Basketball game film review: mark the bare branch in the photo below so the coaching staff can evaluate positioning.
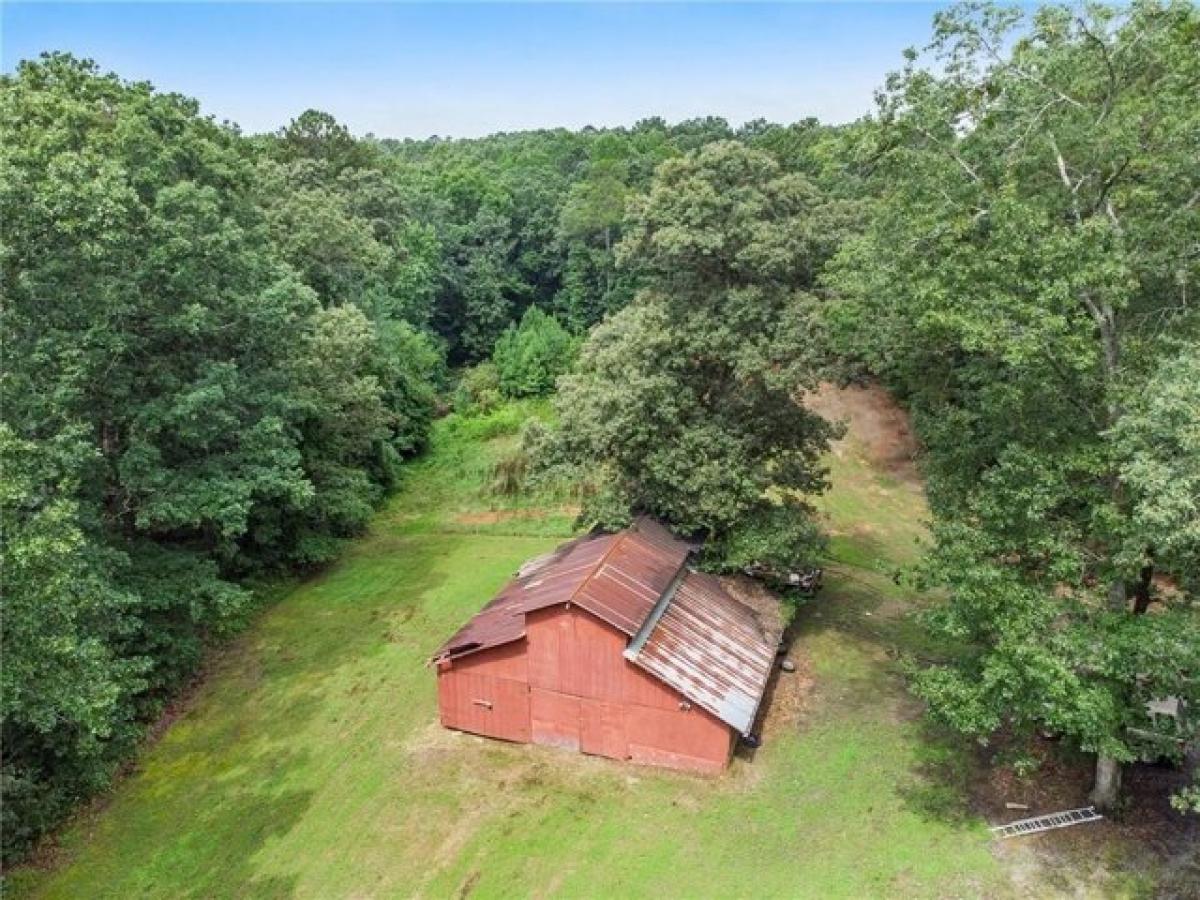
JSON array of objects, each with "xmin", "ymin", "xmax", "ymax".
[
  {"xmin": 1093, "ymin": 157, "xmax": 1130, "ymax": 217},
  {"xmin": 1004, "ymin": 97, "xmax": 1066, "ymax": 157},
  {"xmin": 915, "ymin": 125, "xmax": 981, "ymax": 184},
  {"xmin": 976, "ymin": 28, "xmax": 1087, "ymax": 110},
  {"xmin": 1105, "ymin": 200, "xmax": 1123, "ymax": 235},
  {"xmin": 1048, "ymin": 133, "xmax": 1083, "ymax": 226}
]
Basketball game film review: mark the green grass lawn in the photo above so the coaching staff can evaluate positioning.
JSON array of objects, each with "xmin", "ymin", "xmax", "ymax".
[{"xmin": 12, "ymin": 401, "xmax": 1011, "ymax": 899}]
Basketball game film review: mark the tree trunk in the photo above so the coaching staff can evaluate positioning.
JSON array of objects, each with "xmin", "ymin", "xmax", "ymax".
[
  {"xmin": 1090, "ymin": 753, "xmax": 1122, "ymax": 812},
  {"xmin": 1091, "ymin": 576, "xmax": 1133, "ymax": 808},
  {"xmin": 1132, "ymin": 552, "xmax": 1154, "ymax": 615}
]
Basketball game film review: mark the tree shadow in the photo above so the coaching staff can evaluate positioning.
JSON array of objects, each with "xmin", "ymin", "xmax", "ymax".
[
  {"xmin": 163, "ymin": 746, "xmax": 316, "ymax": 899},
  {"xmin": 787, "ymin": 566, "xmax": 985, "ymax": 830},
  {"xmin": 892, "ymin": 719, "xmax": 980, "ymax": 828},
  {"xmin": 24, "ymin": 533, "xmax": 459, "ymax": 896}
]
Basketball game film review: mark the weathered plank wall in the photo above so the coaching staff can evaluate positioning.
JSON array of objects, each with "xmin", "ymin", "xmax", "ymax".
[{"xmin": 438, "ymin": 605, "xmax": 733, "ymax": 773}]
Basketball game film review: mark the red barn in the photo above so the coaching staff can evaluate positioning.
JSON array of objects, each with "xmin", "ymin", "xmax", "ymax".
[{"xmin": 431, "ymin": 518, "xmax": 782, "ymax": 774}]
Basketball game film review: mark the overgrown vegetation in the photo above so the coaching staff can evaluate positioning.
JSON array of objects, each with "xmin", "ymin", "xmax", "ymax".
[
  {"xmin": 0, "ymin": 58, "xmax": 437, "ymax": 861},
  {"xmin": 5, "ymin": 402, "xmax": 1014, "ymax": 899},
  {"xmin": 492, "ymin": 307, "xmax": 578, "ymax": 399},
  {"xmin": 3, "ymin": 0, "xmax": 1198, "ymax": 871},
  {"xmin": 538, "ymin": 141, "xmax": 851, "ymax": 571},
  {"xmin": 0, "ymin": 51, "xmax": 857, "ymax": 860}
]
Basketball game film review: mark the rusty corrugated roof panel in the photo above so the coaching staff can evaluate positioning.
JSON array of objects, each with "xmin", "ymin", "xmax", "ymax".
[
  {"xmin": 572, "ymin": 520, "xmax": 691, "ymax": 635},
  {"xmin": 432, "ymin": 517, "xmax": 781, "ymax": 737},
  {"xmin": 431, "ymin": 518, "xmax": 692, "ymax": 663},
  {"xmin": 430, "ymin": 531, "xmax": 613, "ymax": 661},
  {"xmin": 627, "ymin": 570, "xmax": 782, "ymax": 734}
]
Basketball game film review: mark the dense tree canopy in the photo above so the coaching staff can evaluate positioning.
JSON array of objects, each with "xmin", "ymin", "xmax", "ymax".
[
  {"xmin": 543, "ymin": 142, "xmax": 839, "ymax": 569},
  {"xmin": 382, "ymin": 114, "xmax": 856, "ymax": 360},
  {"xmin": 0, "ymin": 56, "xmax": 441, "ymax": 861},
  {"xmin": 5, "ymin": 0, "xmax": 1196, "ymax": 866},
  {"xmin": 1, "ymin": 52, "xmax": 864, "ymax": 862},
  {"xmin": 827, "ymin": 0, "xmax": 1200, "ymax": 808}
]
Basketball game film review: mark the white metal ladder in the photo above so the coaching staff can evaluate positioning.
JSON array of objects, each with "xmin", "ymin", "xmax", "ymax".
[{"xmin": 990, "ymin": 806, "xmax": 1103, "ymax": 839}]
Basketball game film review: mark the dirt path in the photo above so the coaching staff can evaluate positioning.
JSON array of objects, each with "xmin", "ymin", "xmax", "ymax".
[
  {"xmin": 811, "ymin": 382, "xmax": 1200, "ymax": 898},
  {"xmin": 807, "ymin": 382, "xmax": 922, "ymax": 488}
]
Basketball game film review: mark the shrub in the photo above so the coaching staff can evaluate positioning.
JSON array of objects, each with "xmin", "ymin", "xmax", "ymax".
[
  {"xmin": 453, "ymin": 362, "xmax": 502, "ymax": 415},
  {"xmin": 492, "ymin": 307, "xmax": 578, "ymax": 398},
  {"xmin": 490, "ymin": 446, "xmax": 530, "ymax": 496},
  {"xmin": 707, "ymin": 502, "xmax": 826, "ymax": 573}
]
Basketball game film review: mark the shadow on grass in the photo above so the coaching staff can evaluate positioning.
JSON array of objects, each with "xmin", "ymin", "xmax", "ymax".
[
  {"xmin": 790, "ymin": 565, "xmax": 985, "ymax": 832},
  {"xmin": 893, "ymin": 720, "xmax": 980, "ymax": 828},
  {"xmin": 826, "ymin": 529, "xmax": 900, "ymax": 574},
  {"xmin": 19, "ymin": 533, "xmax": 459, "ymax": 899},
  {"xmin": 165, "ymin": 748, "xmax": 316, "ymax": 899}
]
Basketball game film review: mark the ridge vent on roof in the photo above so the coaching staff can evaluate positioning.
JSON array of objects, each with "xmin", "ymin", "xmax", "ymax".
[{"xmin": 624, "ymin": 563, "xmax": 690, "ymax": 662}]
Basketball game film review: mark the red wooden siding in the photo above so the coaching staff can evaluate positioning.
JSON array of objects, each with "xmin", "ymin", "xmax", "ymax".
[
  {"xmin": 432, "ymin": 516, "xmax": 777, "ymax": 775},
  {"xmin": 580, "ymin": 698, "xmax": 627, "ymax": 759},
  {"xmin": 436, "ymin": 644, "xmax": 530, "ymax": 743},
  {"xmin": 443, "ymin": 640, "xmax": 528, "ymax": 681},
  {"xmin": 625, "ymin": 704, "xmax": 733, "ymax": 773},
  {"xmin": 530, "ymin": 688, "xmax": 580, "ymax": 750},
  {"xmin": 438, "ymin": 604, "xmax": 733, "ymax": 772}
]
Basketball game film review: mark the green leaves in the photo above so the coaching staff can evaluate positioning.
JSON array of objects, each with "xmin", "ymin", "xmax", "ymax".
[
  {"xmin": 1110, "ymin": 351, "xmax": 1200, "ymax": 588},
  {"xmin": 0, "ymin": 427, "xmax": 145, "ymax": 860},
  {"xmin": 829, "ymin": 1, "xmax": 1200, "ymax": 800},
  {"xmin": 492, "ymin": 307, "xmax": 578, "ymax": 399},
  {"xmin": 543, "ymin": 143, "xmax": 839, "ymax": 570},
  {"xmin": 1, "ymin": 55, "xmax": 445, "ymax": 860}
]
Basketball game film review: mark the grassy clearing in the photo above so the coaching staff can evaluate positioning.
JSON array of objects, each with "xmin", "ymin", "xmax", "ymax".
[{"xmin": 15, "ymin": 399, "xmax": 1013, "ymax": 898}]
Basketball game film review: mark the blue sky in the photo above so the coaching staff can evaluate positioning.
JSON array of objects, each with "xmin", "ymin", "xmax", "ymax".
[{"xmin": 2, "ymin": 3, "xmax": 952, "ymax": 138}]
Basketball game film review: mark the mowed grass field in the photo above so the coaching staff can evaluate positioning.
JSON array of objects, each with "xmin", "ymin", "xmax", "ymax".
[{"xmin": 13, "ymin": 398, "xmax": 1014, "ymax": 899}]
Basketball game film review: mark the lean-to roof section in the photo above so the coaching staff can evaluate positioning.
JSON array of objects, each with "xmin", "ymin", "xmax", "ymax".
[{"xmin": 626, "ymin": 570, "xmax": 782, "ymax": 734}]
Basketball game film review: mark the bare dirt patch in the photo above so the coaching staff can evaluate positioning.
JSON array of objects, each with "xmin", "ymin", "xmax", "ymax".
[
  {"xmin": 721, "ymin": 575, "xmax": 815, "ymax": 764},
  {"xmin": 402, "ymin": 719, "xmax": 465, "ymax": 764},
  {"xmin": 807, "ymin": 382, "xmax": 921, "ymax": 487},
  {"xmin": 721, "ymin": 574, "xmax": 788, "ymax": 638},
  {"xmin": 756, "ymin": 638, "xmax": 815, "ymax": 741}
]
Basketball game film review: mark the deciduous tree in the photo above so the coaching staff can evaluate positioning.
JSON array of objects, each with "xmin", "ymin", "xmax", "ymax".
[
  {"xmin": 828, "ymin": 0, "xmax": 1200, "ymax": 809},
  {"xmin": 544, "ymin": 142, "xmax": 838, "ymax": 569}
]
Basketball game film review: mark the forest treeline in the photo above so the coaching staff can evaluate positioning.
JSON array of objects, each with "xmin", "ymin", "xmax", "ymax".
[
  {"xmin": 3, "ymin": 0, "xmax": 1198, "ymax": 865},
  {"xmin": 0, "ymin": 52, "xmax": 860, "ymax": 860}
]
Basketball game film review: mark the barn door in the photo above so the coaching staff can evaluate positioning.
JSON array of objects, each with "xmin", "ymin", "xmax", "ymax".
[
  {"xmin": 438, "ymin": 671, "xmax": 530, "ymax": 743},
  {"xmin": 530, "ymin": 688, "xmax": 581, "ymax": 751},
  {"xmin": 580, "ymin": 699, "xmax": 627, "ymax": 760}
]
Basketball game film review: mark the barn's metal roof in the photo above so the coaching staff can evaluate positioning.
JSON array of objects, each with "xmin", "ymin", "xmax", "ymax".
[
  {"xmin": 624, "ymin": 571, "xmax": 782, "ymax": 734},
  {"xmin": 431, "ymin": 519, "xmax": 781, "ymax": 735},
  {"xmin": 569, "ymin": 517, "xmax": 690, "ymax": 636},
  {"xmin": 430, "ymin": 518, "xmax": 691, "ymax": 662}
]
